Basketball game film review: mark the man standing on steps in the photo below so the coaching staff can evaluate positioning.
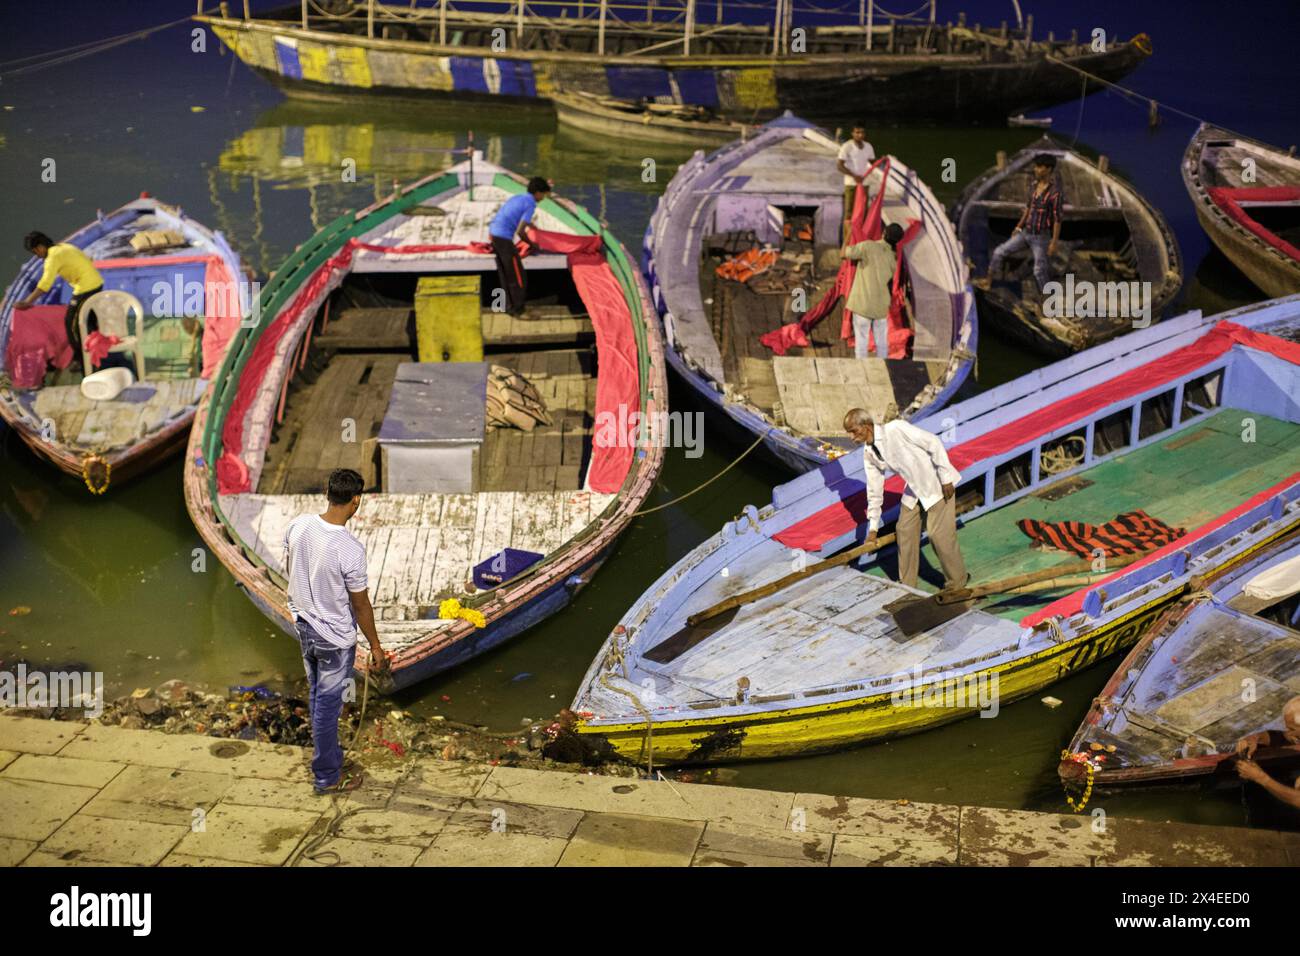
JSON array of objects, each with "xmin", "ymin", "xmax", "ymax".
[
  {"xmin": 844, "ymin": 408, "xmax": 968, "ymax": 591},
  {"xmin": 489, "ymin": 176, "xmax": 552, "ymax": 317},
  {"xmin": 283, "ymin": 468, "xmax": 388, "ymax": 795}
]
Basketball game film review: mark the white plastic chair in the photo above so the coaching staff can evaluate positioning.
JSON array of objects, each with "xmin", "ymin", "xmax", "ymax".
[{"xmin": 79, "ymin": 290, "xmax": 147, "ymax": 382}]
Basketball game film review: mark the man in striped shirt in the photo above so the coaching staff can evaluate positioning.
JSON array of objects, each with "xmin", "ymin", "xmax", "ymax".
[
  {"xmin": 283, "ymin": 468, "xmax": 388, "ymax": 794},
  {"xmin": 977, "ymin": 153, "xmax": 1063, "ymax": 292}
]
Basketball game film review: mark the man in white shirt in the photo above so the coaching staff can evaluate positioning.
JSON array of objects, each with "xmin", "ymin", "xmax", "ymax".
[
  {"xmin": 844, "ymin": 407, "xmax": 968, "ymax": 590},
  {"xmin": 837, "ymin": 123, "xmax": 877, "ymax": 240},
  {"xmin": 283, "ymin": 468, "xmax": 388, "ymax": 795}
]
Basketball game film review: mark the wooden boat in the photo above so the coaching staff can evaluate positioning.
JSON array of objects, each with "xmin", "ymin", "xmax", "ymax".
[
  {"xmin": 1183, "ymin": 123, "xmax": 1300, "ymax": 298},
  {"xmin": 954, "ymin": 137, "xmax": 1182, "ymax": 357},
  {"xmin": 644, "ymin": 114, "xmax": 976, "ymax": 473},
  {"xmin": 552, "ymin": 91, "xmax": 747, "ymax": 146},
  {"xmin": 184, "ymin": 152, "xmax": 666, "ymax": 692},
  {"xmin": 198, "ymin": 3, "xmax": 1152, "ymax": 123},
  {"xmin": 570, "ymin": 296, "xmax": 1300, "ymax": 765},
  {"xmin": 1060, "ymin": 530, "xmax": 1300, "ymax": 789},
  {"xmin": 0, "ymin": 196, "xmax": 246, "ymax": 492}
]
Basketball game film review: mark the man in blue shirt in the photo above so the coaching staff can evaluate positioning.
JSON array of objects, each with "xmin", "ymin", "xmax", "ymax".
[{"xmin": 489, "ymin": 176, "xmax": 551, "ymax": 317}]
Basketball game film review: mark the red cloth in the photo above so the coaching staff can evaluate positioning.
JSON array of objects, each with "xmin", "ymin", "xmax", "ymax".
[
  {"xmin": 84, "ymin": 330, "xmax": 122, "ymax": 369},
  {"xmin": 1208, "ymin": 186, "xmax": 1300, "ymax": 264},
  {"xmin": 218, "ymin": 228, "xmax": 642, "ymax": 496},
  {"xmin": 4, "ymin": 305, "xmax": 72, "ymax": 388},
  {"xmin": 773, "ymin": 320, "xmax": 1300, "ymax": 552},
  {"xmin": 760, "ymin": 157, "xmax": 919, "ymax": 358},
  {"xmin": 94, "ymin": 253, "xmax": 244, "ymax": 379},
  {"xmin": 1021, "ymin": 471, "xmax": 1300, "ymax": 628}
]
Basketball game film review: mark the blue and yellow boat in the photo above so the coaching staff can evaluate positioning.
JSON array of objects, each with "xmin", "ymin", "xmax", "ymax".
[{"xmin": 572, "ymin": 296, "xmax": 1300, "ymax": 764}]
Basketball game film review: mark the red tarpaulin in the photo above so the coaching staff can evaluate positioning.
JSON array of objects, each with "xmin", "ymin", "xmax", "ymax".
[
  {"xmin": 217, "ymin": 228, "xmax": 641, "ymax": 496},
  {"xmin": 760, "ymin": 156, "xmax": 920, "ymax": 358},
  {"xmin": 773, "ymin": 320, "xmax": 1300, "ymax": 553},
  {"xmin": 1207, "ymin": 185, "xmax": 1300, "ymax": 264}
]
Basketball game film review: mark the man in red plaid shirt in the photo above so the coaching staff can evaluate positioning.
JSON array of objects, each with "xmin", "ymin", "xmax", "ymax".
[{"xmin": 977, "ymin": 153, "xmax": 1063, "ymax": 292}]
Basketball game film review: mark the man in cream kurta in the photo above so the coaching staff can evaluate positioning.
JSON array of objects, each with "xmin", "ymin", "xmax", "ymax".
[{"xmin": 844, "ymin": 407, "xmax": 968, "ymax": 590}]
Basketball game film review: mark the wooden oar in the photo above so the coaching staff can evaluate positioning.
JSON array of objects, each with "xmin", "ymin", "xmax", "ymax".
[{"xmin": 887, "ymin": 548, "xmax": 1156, "ymax": 636}]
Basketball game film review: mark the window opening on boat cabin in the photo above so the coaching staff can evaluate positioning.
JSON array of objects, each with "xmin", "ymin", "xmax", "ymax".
[
  {"xmin": 1092, "ymin": 407, "xmax": 1133, "ymax": 458},
  {"xmin": 954, "ymin": 475, "xmax": 986, "ymax": 513},
  {"xmin": 1180, "ymin": 369, "xmax": 1225, "ymax": 420},
  {"xmin": 993, "ymin": 450, "xmax": 1033, "ymax": 500},
  {"xmin": 1138, "ymin": 388, "xmax": 1176, "ymax": 441}
]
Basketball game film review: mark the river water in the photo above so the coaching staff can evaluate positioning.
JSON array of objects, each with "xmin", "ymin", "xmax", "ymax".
[{"xmin": 1, "ymin": 0, "xmax": 1296, "ymax": 827}]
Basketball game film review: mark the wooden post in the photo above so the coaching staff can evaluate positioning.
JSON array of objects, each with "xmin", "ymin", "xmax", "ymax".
[
  {"xmin": 367, "ymin": 0, "xmax": 375, "ymax": 38},
  {"xmin": 243, "ymin": 0, "xmax": 250, "ymax": 19},
  {"xmin": 771, "ymin": 0, "xmax": 782, "ymax": 55},
  {"xmin": 684, "ymin": 0, "xmax": 696, "ymax": 54},
  {"xmin": 301, "ymin": 0, "xmax": 307, "ymax": 30},
  {"xmin": 646, "ymin": 0, "xmax": 655, "ymax": 25},
  {"xmin": 783, "ymin": 0, "xmax": 793, "ymax": 54},
  {"xmin": 516, "ymin": 0, "xmax": 524, "ymax": 41},
  {"xmin": 1025, "ymin": 13, "xmax": 1033, "ymax": 48},
  {"xmin": 598, "ymin": 0, "xmax": 607, "ymax": 54},
  {"xmin": 716, "ymin": 0, "xmax": 722, "ymax": 24},
  {"xmin": 929, "ymin": 0, "xmax": 935, "ymax": 23},
  {"xmin": 887, "ymin": 17, "xmax": 895, "ymax": 52},
  {"xmin": 439, "ymin": 0, "xmax": 447, "ymax": 45},
  {"xmin": 866, "ymin": 0, "xmax": 873, "ymax": 50}
]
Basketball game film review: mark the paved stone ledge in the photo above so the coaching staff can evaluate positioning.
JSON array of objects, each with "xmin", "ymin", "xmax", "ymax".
[{"xmin": 1, "ymin": 715, "xmax": 1297, "ymax": 867}]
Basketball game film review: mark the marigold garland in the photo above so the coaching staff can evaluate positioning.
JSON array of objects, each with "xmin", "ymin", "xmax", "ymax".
[
  {"xmin": 438, "ymin": 598, "xmax": 486, "ymax": 628},
  {"xmin": 1061, "ymin": 748, "xmax": 1096, "ymax": 813}
]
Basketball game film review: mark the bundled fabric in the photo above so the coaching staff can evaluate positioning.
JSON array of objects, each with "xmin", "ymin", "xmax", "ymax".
[
  {"xmin": 760, "ymin": 155, "xmax": 921, "ymax": 357},
  {"xmin": 4, "ymin": 304, "xmax": 72, "ymax": 388},
  {"xmin": 486, "ymin": 364, "xmax": 552, "ymax": 431},
  {"xmin": 129, "ymin": 229, "xmax": 186, "ymax": 253},
  {"xmin": 715, "ymin": 247, "xmax": 778, "ymax": 282},
  {"xmin": 1016, "ymin": 510, "xmax": 1186, "ymax": 558}
]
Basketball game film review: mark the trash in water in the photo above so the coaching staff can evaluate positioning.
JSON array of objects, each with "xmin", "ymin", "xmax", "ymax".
[
  {"xmin": 8, "ymin": 606, "xmax": 31, "ymax": 616},
  {"xmin": 230, "ymin": 685, "xmax": 278, "ymax": 700},
  {"xmin": 511, "ymin": 672, "xmax": 533, "ymax": 682}
]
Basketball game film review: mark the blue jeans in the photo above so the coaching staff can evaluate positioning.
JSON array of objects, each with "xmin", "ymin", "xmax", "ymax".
[
  {"xmin": 989, "ymin": 231, "xmax": 1052, "ymax": 290},
  {"xmin": 295, "ymin": 618, "xmax": 356, "ymax": 790}
]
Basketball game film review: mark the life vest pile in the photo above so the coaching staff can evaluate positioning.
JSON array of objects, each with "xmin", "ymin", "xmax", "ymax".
[{"xmin": 485, "ymin": 364, "xmax": 553, "ymax": 432}]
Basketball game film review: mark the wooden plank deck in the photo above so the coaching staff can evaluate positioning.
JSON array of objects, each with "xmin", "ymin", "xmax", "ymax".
[
  {"xmin": 30, "ymin": 378, "xmax": 204, "ymax": 453},
  {"xmin": 316, "ymin": 304, "xmax": 593, "ymax": 352},
  {"xmin": 220, "ymin": 489, "xmax": 616, "ymax": 610}
]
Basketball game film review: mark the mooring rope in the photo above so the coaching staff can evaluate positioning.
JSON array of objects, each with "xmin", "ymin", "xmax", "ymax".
[
  {"xmin": 630, "ymin": 428, "xmax": 772, "ymax": 517},
  {"xmin": 0, "ymin": 9, "xmax": 218, "ymax": 79}
]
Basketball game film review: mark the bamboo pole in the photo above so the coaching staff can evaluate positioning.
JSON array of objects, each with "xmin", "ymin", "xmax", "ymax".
[
  {"xmin": 598, "ymin": 0, "xmax": 607, "ymax": 54},
  {"xmin": 243, "ymin": 0, "xmax": 250, "ymax": 19},
  {"xmin": 646, "ymin": 0, "xmax": 655, "ymax": 24},
  {"xmin": 439, "ymin": 0, "xmax": 447, "ymax": 44},
  {"xmin": 866, "ymin": 0, "xmax": 874, "ymax": 50},
  {"xmin": 516, "ymin": 0, "xmax": 524, "ymax": 40},
  {"xmin": 771, "ymin": 0, "xmax": 782, "ymax": 55},
  {"xmin": 300, "ymin": 0, "xmax": 307, "ymax": 30},
  {"xmin": 368, "ymin": 0, "xmax": 375, "ymax": 38},
  {"xmin": 929, "ymin": 0, "xmax": 935, "ymax": 22},
  {"xmin": 684, "ymin": 0, "xmax": 694, "ymax": 54}
]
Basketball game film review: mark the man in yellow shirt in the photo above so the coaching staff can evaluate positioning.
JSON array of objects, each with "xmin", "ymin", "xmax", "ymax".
[{"xmin": 15, "ymin": 231, "xmax": 104, "ymax": 372}]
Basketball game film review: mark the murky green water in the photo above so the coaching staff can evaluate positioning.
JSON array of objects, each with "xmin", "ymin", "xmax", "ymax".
[{"xmin": 0, "ymin": 28, "xmax": 1273, "ymax": 827}]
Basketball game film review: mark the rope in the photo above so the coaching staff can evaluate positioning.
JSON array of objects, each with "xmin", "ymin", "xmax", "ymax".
[
  {"xmin": 1044, "ymin": 52, "xmax": 1252, "ymax": 140},
  {"xmin": 1039, "ymin": 435, "xmax": 1086, "ymax": 476},
  {"xmin": 630, "ymin": 428, "xmax": 771, "ymax": 516},
  {"xmin": 0, "ymin": 8, "xmax": 218, "ymax": 79}
]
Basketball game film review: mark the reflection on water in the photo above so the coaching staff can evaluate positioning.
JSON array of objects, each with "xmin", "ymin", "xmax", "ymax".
[{"xmin": 0, "ymin": 50, "xmax": 1274, "ymax": 826}]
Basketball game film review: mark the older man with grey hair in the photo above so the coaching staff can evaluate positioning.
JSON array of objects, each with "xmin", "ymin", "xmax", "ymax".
[{"xmin": 844, "ymin": 407, "xmax": 968, "ymax": 590}]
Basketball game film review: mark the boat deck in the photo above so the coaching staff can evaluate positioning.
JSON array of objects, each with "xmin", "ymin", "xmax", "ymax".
[
  {"xmin": 257, "ymin": 345, "xmax": 596, "ymax": 495},
  {"xmin": 900, "ymin": 409, "xmax": 1300, "ymax": 619},
  {"xmin": 1091, "ymin": 599, "xmax": 1300, "ymax": 765},
  {"xmin": 628, "ymin": 409, "xmax": 1300, "ymax": 707},
  {"xmin": 17, "ymin": 315, "xmax": 207, "ymax": 453}
]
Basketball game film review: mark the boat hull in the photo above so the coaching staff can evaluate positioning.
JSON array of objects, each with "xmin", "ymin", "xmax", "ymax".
[
  {"xmin": 204, "ymin": 16, "xmax": 1150, "ymax": 122},
  {"xmin": 552, "ymin": 95, "xmax": 739, "ymax": 146},
  {"xmin": 579, "ymin": 509, "xmax": 1300, "ymax": 764}
]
